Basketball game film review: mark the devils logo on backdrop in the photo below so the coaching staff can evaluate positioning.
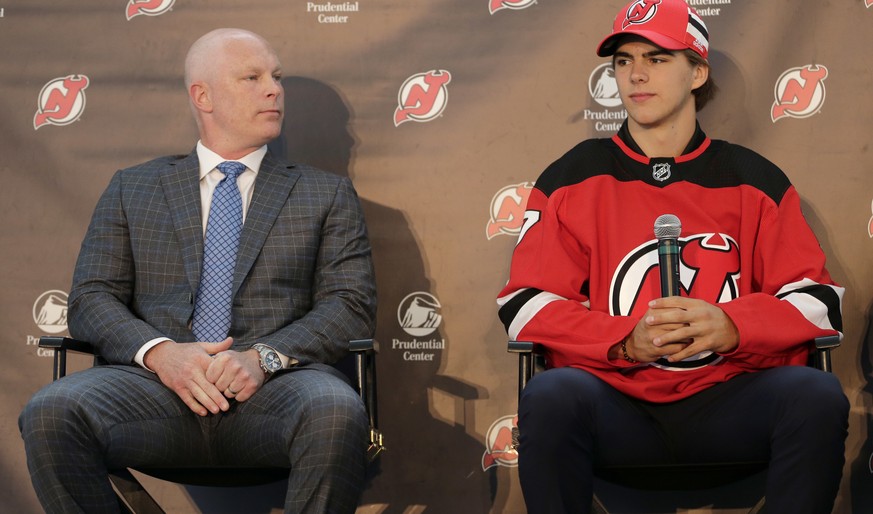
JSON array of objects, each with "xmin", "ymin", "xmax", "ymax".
[
  {"xmin": 394, "ymin": 70, "xmax": 452, "ymax": 126},
  {"xmin": 126, "ymin": 0, "xmax": 176, "ymax": 20},
  {"xmin": 33, "ymin": 75, "xmax": 90, "ymax": 130},
  {"xmin": 487, "ymin": 183, "xmax": 534, "ymax": 240},
  {"xmin": 771, "ymin": 64, "xmax": 828, "ymax": 122},
  {"xmin": 489, "ymin": 0, "xmax": 537, "ymax": 15}
]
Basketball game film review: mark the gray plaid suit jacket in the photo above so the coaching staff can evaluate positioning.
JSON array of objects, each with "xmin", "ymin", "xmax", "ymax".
[{"xmin": 67, "ymin": 150, "xmax": 376, "ymax": 369}]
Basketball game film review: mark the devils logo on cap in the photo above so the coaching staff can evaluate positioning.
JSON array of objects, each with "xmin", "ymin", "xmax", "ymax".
[{"xmin": 623, "ymin": 0, "xmax": 663, "ymax": 30}]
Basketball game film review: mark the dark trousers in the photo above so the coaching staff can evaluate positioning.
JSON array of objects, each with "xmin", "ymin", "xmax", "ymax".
[
  {"xmin": 517, "ymin": 366, "xmax": 849, "ymax": 514},
  {"xmin": 19, "ymin": 364, "xmax": 368, "ymax": 514}
]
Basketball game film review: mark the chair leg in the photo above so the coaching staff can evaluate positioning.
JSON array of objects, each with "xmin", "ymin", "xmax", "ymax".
[
  {"xmin": 591, "ymin": 493, "xmax": 610, "ymax": 514},
  {"xmin": 749, "ymin": 497, "xmax": 766, "ymax": 514},
  {"xmin": 108, "ymin": 468, "xmax": 166, "ymax": 514}
]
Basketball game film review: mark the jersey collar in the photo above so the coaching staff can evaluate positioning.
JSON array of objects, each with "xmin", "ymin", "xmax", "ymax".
[{"xmin": 611, "ymin": 120, "xmax": 711, "ymax": 164}]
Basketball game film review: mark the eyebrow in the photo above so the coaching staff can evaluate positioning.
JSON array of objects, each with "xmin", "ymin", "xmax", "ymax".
[{"xmin": 613, "ymin": 48, "xmax": 677, "ymax": 60}]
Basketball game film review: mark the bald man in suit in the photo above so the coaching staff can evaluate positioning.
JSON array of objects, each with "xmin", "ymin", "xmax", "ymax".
[{"xmin": 20, "ymin": 28, "xmax": 376, "ymax": 514}]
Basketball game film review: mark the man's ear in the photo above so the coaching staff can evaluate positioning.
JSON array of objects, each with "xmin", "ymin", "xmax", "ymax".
[
  {"xmin": 189, "ymin": 82, "xmax": 213, "ymax": 113},
  {"xmin": 692, "ymin": 63, "xmax": 709, "ymax": 90}
]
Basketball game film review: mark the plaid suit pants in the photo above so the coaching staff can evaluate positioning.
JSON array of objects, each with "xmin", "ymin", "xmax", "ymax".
[{"xmin": 20, "ymin": 364, "xmax": 368, "ymax": 513}]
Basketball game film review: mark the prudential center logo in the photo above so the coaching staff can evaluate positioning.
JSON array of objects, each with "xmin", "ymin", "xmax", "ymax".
[
  {"xmin": 33, "ymin": 290, "xmax": 68, "ymax": 334},
  {"xmin": 397, "ymin": 292, "xmax": 442, "ymax": 337}
]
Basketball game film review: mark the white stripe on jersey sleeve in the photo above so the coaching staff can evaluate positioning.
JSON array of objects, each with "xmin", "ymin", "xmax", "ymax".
[
  {"xmin": 501, "ymin": 290, "xmax": 577, "ymax": 341},
  {"xmin": 776, "ymin": 278, "xmax": 844, "ymax": 335},
  {"xmin": 496, "ymin": 287, "xmax": 526, "ymax": 308}
]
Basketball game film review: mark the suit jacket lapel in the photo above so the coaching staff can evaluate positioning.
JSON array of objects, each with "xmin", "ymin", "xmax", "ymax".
[
  {"xmin": 233, "ymin": 152, "xmax": 300, "ymax": 295},
  {"xmin": 161, "ymin": 151, "xmax": 204, "ymax": 295}
]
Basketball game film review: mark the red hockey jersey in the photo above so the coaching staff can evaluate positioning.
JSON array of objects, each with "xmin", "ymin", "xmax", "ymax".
[{"xmin": 497, "ymin": 122, "xmax": 843, "ymax": 402}]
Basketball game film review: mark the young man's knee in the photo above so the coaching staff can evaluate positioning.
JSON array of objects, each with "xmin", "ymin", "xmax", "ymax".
[
  {"xmin": 519, "ymin": 367, "xmax": 607, "ymax": 435},
  {"xmin": 770, "ymin": 367, "xmax": 848, "ymax": 425}
]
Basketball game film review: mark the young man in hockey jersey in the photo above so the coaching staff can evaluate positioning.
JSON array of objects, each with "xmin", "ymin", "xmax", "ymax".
[{"xmin": 496, "ymin": 1, "xmax": 849, "ymax": 512}]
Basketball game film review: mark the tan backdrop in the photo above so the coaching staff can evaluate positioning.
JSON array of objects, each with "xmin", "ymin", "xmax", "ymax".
[{"xmin": 2, "ymin": 1, "xmax": 872, "ymax": 512}]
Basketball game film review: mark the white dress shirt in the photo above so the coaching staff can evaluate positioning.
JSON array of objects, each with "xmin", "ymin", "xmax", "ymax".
[{"xmin": 134, "ymin": 143, "xmax": 291, "ymax": 370}]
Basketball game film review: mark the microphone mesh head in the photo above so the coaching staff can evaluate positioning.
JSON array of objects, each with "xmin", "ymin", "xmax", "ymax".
[{"xmin": 654, "ymin": 214, "xmax": 682, "ymax": 240}]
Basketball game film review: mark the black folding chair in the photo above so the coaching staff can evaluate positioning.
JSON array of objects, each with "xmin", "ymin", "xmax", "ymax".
[
  {"xmin": 38, "ymin": 336, "xmax": 385, "ymax": 514},
  {"xmin": 508, "ymin": 335, "xmax": 841, "ymax": 514}
]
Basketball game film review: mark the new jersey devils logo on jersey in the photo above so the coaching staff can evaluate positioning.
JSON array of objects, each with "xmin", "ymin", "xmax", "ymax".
[
  {"xmin": 394, "ymin": 70, "xmax": 452, "ymax": 126},
  {"xmin": 33, "ymin": 75, "xmax": 90, "ymax": 130},
  {"xmin": 126, "ymin": 0, "xmax": 175, "ymax": 20},
  {"xmin": 489, "ymin": 0, "xmax": 537, "ymax": 15},
  {"xmin": 610, "ymin": 233, "xmax": 740, "ymax": 370},
  {"xmin": 771, "ymin": 64, "xmax": 828, "ymax": 122},
  {"xmin": 622, "ymin": 0, "xmax": 662, "ymax": 30}
]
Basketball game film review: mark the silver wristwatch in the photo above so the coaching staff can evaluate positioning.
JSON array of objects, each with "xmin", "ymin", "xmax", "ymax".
[{"xmin": 252, "ymin": 343, "xmax": 283, "ymax": 375}]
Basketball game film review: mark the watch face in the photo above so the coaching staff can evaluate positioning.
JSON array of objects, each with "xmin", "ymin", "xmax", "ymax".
[{"xmin": 263, "ymin": 350, "xmax": 283, "ymax": 372}]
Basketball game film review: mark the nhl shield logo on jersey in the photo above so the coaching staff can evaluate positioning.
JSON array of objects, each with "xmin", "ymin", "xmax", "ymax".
[
  {"xmin": 126, "ymin": 0, "xmax": 175, "ymax": 20},
  {"xmin": 652, "ymin": 163, "xmax": 671, "ymax": 182},
  {"xmin": 33, "ymin": 75, "xmax": 90, "ymax": 130},
  {"xmin": 771, "ymin": 64, "xmax": 828, "ymax": 122},
  {"xmin": 482, "ymin": 415, "xmax": 519, "ymax": 470},
  {"xmin": 486, "ymin": 182, "xmax": 534, "ymax": 240},
  {"xmin": 488, "ymin": 0, "xmax": 537, "ymax": 15},
  {"xmin": 393, "ymin": 70, "xmax": 452, "ymax": 126}
]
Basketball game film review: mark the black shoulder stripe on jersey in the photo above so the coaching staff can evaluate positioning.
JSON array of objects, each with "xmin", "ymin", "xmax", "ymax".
[
  {"xmin": 702, "ymin": 142, "xmax": 792, "ymax": 205},
  {"xmin": 498, "ymin": 288, "xmax": 544, "ymax": 332},
  {"xmin": 534, "ymin": 139, "xmax": 618, "ymax": 198},
  {"xmin": 776, "ymin": 283, "xmax": 843, "ymax": 332},
  {"xmin": 532, "ymin": 136, "xmax": 794, "ymax": 206}
]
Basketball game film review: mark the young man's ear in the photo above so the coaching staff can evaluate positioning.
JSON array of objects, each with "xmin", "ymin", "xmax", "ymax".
[{"xmin": 692, "ymin": 63, "xmax": 709, "ymax": 90}]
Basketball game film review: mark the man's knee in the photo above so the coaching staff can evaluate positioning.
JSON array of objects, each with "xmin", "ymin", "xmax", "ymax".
[
  {"xmin": 20, "ymin": 382, "xmax": 81, "ymax": 437},
  {"xmin": 295, "ymin": 378, "xmax": 368, "ymax": 438}
]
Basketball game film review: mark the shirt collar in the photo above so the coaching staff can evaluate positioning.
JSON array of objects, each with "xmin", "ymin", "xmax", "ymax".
[{"xmin": 196, "ymin": 141, "xmax": 268, "ymax": 180}]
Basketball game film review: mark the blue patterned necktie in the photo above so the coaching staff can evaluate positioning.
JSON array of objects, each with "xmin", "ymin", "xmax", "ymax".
[{"xmin": 192, "ymin": 161, "xmax": 246, "ymax": 342}]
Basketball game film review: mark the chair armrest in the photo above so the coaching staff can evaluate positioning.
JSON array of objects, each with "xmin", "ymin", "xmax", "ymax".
[
  {"xmin": 349, "ymin": 338, "xmax": 384, "ymax": 461},
  {"xmin": 38, "ymin": 336, "xmax": 96, "ymax": 354},
  {"xmin": 38, "ymin": 336, "xmax": 97, "ymax": 381},
  {"xmin": 813, "ymin": 334, "xmax": 841, "ymax": 373},
  {"xmin": 507, "ymin": 341, "xmax": 536, "ymax": 404},
  {"xmin": 508, "ymin": 335, "xmax": 841, "ymax": 387}
]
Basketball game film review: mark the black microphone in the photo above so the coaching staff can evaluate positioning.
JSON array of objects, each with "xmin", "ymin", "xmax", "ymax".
[{"xmin": 654, "ymin": 214, "xmax": 682, "ymax": 297}]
